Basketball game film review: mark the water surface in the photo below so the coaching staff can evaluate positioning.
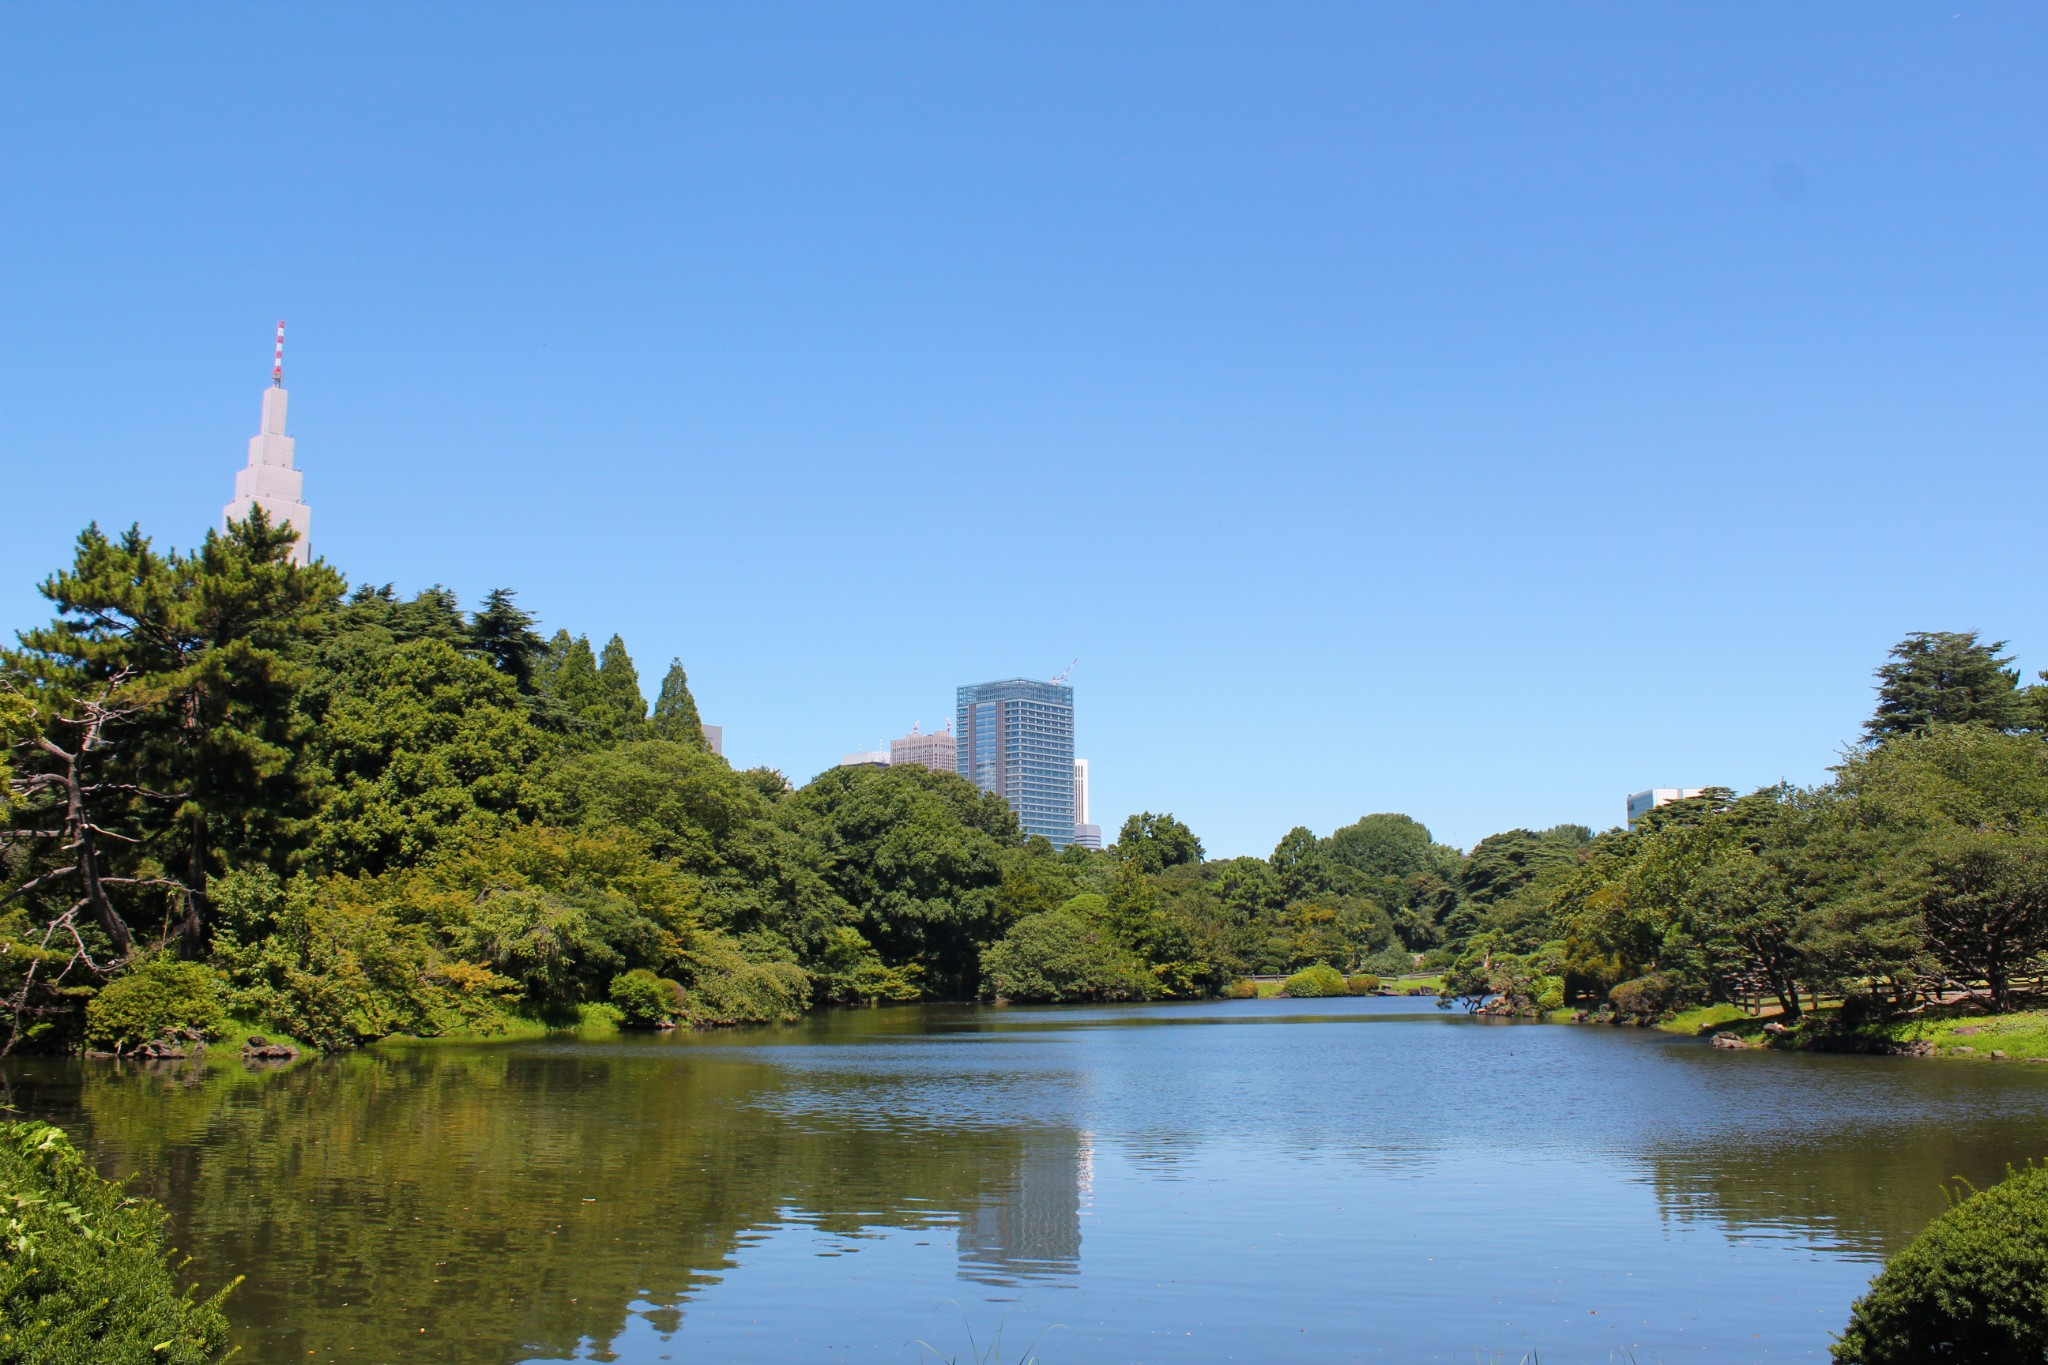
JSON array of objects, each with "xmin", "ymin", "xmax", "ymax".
[{"xmin": 9, "ymin": 996, "xmax": 2048, "ymax": 1363}]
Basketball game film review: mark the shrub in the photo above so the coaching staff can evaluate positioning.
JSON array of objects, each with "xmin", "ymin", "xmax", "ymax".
[
  {"xmin": 1224, "ymin": 979, "xmax": 1259, "ymax": 1000},
  {"xmin": 1282, "ymin": 963, "xmax": 1347, "ymax": 998},
  {"xmin": 981, "ymin": 909, "xmax": 1152, "ymax": 1003},
  {"xmin": 1535, "ymin": 975, "xmax": 1566, "ymax": 1012},
  {"xmin": 0, "ymin": 1121, "xmax": 234, "ymax": 1362},
  {"xmin": 609, "ymin": 968, "xmax": 687, "ymax": 1027},
  {"xmin": 1345, "ymin": 974, "xmax": 1382, "ymax": 996},
  {"xmin": 1833, "ymin": 1163, "xmax": 2048, "ymax": 1363},
  {"xmin": 84, "ymin": 958, "xmax": 226, "ymax": 1052},
  {"xmin": 1609, "ymin": 971, "xmax": 1679, "ymax": 1021}
]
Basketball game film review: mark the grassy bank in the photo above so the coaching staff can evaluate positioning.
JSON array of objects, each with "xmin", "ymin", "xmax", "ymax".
[{"xmin": 1647, "ymin": 999, "xmax": 2048, "ymax": 1061}]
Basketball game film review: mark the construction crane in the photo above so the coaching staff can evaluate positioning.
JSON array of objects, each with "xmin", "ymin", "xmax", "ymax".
[{"xmin": 1049, "ymin": 659, "xmax": 1078, "ymax": 685}]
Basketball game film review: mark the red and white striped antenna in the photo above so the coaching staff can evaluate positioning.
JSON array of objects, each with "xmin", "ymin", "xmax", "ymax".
[{"xmin": 271, "ymin": 320, "xmax": 285, "ymax": 386}]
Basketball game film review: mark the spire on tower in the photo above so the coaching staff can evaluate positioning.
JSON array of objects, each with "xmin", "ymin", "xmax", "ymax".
[{"xmin": 272, "ymin": 320, "xmax": 285, "ymax": 387}]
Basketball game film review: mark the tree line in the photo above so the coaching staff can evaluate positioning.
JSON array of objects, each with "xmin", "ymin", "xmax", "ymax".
[{"xmin": 5, "ymin": 515, "xmax": 2043, "ymax": 1051}]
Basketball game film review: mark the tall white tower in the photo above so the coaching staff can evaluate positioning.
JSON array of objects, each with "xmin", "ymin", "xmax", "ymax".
[{"xmin": 222, "ymin": 321, "xmax": 312, "ymax": 565}]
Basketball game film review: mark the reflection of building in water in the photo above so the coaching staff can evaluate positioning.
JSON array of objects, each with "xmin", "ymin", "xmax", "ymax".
[{"xmin": 956, "ymin": 1128, "xmax": 1091, "ymax": 1285}]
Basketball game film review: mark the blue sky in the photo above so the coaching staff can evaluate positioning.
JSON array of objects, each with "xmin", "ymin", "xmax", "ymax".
[{"xmin": 3, "ymin": 2, "xmax": 2044, "ymax": 857}]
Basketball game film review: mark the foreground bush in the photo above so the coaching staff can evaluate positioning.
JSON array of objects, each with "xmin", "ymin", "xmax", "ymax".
[
  {"xmin": 1282, "ymin": 963, "xmax": 1347, "ymax": 997},
  {"xmin": 1833, "ymin": 1163, "xmax": 2048, "ymax": 1363},
  {"xmin": 1345, "ymin": 974, "xmax": 1381, "ymax": 996},
  {"xmin": 83, "ymin": 958, "xmax": 227, "ymax": 1052},
  {"xmin": 0, "ymin": 1122, "xmax": 233, "ymax": 1363}
]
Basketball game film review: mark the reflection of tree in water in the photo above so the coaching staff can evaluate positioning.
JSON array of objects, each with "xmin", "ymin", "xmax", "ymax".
[
  {"xmin": 9, "ymin": 1043, "xmax": 1086, "ymax": 1365},
  {"xmin": 1644, "ymin": 1105, "xmax": 2048, "ymax": 1260},
  {"xmin": 956, "ymin": 1127, "xmax": 1089, "ymax": 1286}
]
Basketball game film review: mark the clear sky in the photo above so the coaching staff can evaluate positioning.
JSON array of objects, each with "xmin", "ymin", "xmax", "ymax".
[{"xmin": 2, "ymin": 2, "xmax": 2044, "ymax": 857}]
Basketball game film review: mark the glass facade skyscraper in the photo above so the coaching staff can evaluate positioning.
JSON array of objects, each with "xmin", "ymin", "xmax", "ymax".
[{"xmin": 956, "ymin": 678, "xmax": 1076, "ymax": 847}]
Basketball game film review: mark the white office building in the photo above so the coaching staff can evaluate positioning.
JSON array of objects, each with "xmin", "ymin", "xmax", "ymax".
[
  {"xmin": 1627, "ymin": 787, "xmax": 1707, "ymax": 825},
  {"xmin": 1072, "ymin": 758, "xmax": 1102, "ymax": 850},
  {"xmin": 222, "ymin": 323, "xmax": 312, "ymax": 565},
  {"xmin": 890, "ymin": 723, "xmax": 957, "ymax": 774}
]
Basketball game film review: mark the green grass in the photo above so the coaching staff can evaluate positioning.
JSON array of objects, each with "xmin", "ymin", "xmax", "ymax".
[
  {"xmin": 1890, "ymin": 1009, "xmax": 2048, "ymax": 1060},
  {"xmin": 1657, "ymin": 1003, "xmax": 1761, "ymax": 1036},
  {"xmin": 211, "ymin": 1016, "xmax": 311, "ymax": 1055},
  {"xmin": 1241, "ymin": 973, "xmax": 1441, "ymax": 1000}
]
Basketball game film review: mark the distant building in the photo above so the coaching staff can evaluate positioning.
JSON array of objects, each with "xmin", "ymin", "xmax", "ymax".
[
  {"xmin": 840, "ymin": 749, "xmax": 890, "ymax": 768},
  {"xmin": 889, "ymin": 723, "xmax": 956, "ymax": 774},
  {"xmin": 957, "ymin": 678, "xmax": 1076, "ymax": 847},
  {"xmin": 1072, "ymin": 759, "xmax": 1102, "ymax": 849},
  {"xmin": 1627, "ymin": 787, "xmax": 1706, "ymax": 825},
  {"xmin": 701, "ymin": 724, "xmax": 722, "ymax": 757},
  {"xmin": 223, "ymin": 321, "xmax": 312, "ymax": 565}
]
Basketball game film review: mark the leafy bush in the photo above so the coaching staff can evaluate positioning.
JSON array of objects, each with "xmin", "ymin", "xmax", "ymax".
[
  {"xmin": 1282, "ymin": 963, "xmax": 1347, "ymax": 997},
  {"xmin": 980, "ymin": 909, "xmax": 1151, "ymax": 1003},
  {"xmin": 1224, "ymin": 979, "xmax": 1259, "ymax": 999},
  {"xmin": 1345, "ymin": 974, "xmax": 1382, "ymax": 995},
  {"xmin": 83, "ymin": 958, "xmax": 226, "ymax": 1052},
  {"xmin": 609, "ymin": 968, "xmax": 687, "ymax": 1027},
  {"xmin": 1833, "ymin": 1163, "xmax": 2048, "ymax": 1363},
  {"xmin": 0, "ymin": 1121, "xmax": 234, "ymax": 1362},
  {"xmin": 1609, "ymin": 971, "xmax": 1679, "ymax": 1020},
  {"xmin": 1535, "ymin": 975, "xmax": 1566, "ymax": 1012}
]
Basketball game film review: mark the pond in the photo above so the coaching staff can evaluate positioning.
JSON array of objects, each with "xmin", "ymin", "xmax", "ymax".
[{"xmin": 7, "ymin": 996, "xmax": 2048, "ymax": 1363}]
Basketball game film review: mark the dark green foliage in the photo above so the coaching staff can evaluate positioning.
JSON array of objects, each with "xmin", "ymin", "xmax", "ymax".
[
  {"xmin": 982, "ymin": 906, "xmax": 1150, "ymax": 1002},
  {"xmin": 1115, "ymin": 811, "xmax": 1204, "ymax": 873},
  {"xmin": 1833, "ymin": 1163, "xmax": 2048, "ymax": 1363},
  {"xmin": 1326, "ymin": 813, "xmax": 1444, "ymax": 880},
  {"xmin": 300, "ymin": 638, "xmax": 551, "ymax": 875},
  {"xmin": 784, "ymin": 764, "xmax": 1022, "ymax": 998},
  {"xmin": 650, "ymin": 658, "xmax": 707, "ymax": 748},
  {"xmin": 0, "ymin": 1121, "xmax": 233, "ymax": 1363},
  {"xmin": 1865, "ymin": 630, "xmax": 2027, "ymax": 743},
  {"xmin": 609, "ymin": 968, "xmax": 687, "ymax": 1026},
  {"xmin": 83, "ymin": 958, "xmax": 226, "ymax": 1051},
  {"xmin": 468, "ymin": 588, "xmax": 545, "ymax": 691},
  {"xmin": 1281, "ymin": 963, "xmax": 1347, "ymax": 997},
  {"xmin": 596, "ymin": 634, "xmax": 646, "ymax": 742}
]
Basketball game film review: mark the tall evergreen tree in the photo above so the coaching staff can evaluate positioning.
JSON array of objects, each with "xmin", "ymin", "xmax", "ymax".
[
  {"xmin": 650, "ymin": 658, "xmax": 707, "ymax": 749},
  {"xmin": 468, "ymin": 588, "xmax": 545, "ymax": 692},
  {"xmin": 1866, "ymin": 631, "xmax": 2027, "ymax": 742},
  {"xmin": 597, "ymin": 635, "xmax": 646, "ymax": 741},
  {"xmin": 543, "ymin": 634, "xmax": 612, "ymax": 743}
]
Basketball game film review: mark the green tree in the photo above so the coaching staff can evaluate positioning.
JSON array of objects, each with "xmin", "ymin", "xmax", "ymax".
[
  {"xmin": 9, "ymin": 513, "xmax": 345, "ymax": 950},
  {"xmin": 596, "ymin": 634, "xmax": 646, "ymax": 742},
  {"xmin": 1326, "ymin": 813, "xmax": 1437, "ymax": 880},
  {"xmin": 981, "ymin": 906, "xmax": 1149, "ymax": 1002},
  {"xmin": 468, "ymin": 588, "xmax": 545, "ymax": 691},
  {"xmin": 650, "ymin": 658, "xmax": 707, "ymax": 748},
  {"xmin": 1115, "ymin": 811, "xmax": 1204, "ymax": 873},
  {"xmin": 543, "ymin": 634, "xmax": 611, "ymax": 744},
  {"xmin": 1865, "ymin": 630, "xmax": 2027, "ymax": 742}
]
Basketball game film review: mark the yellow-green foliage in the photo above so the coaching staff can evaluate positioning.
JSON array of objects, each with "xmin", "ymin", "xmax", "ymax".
[
  {"xmin": 1282, "ymin": 963, "xmax": 1347, "ymax": 997},
  {"xmin": 609, "ymin": 969, "xmax": 687, "ymax": 1026},
  {"xmin": 0, "ymin": 1121, "xmax": 234, "ymax": 1363},
  {"xmin": 83, "ymin": 958, "xmax": 226, "ymax": 1051},
  {"xmin": 1344, "ymin": 974, "xmax": 1381, "ymax": 995},
  {"xmin": 1834, "ymin": 1163, "xmax": 2048, "ymax": 1363}
]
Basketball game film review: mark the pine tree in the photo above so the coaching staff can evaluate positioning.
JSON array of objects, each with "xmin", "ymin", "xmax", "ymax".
[
  {"xmin": 1866, "ymin": 631, "xmax": 2028, "ymax": 742},
  {"xmin": 650, "ymin": 658, "xmax": 706, "ymax": 749},
  {"xmin": 469, "ymin": 588, "xmax": 545, "ymax": 692},
  {"xmin": 597, "ymin": 635, "xmax": 646, "ymax": 742}
]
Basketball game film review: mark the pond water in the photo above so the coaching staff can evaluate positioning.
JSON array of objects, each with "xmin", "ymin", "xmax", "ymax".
[{"xmin": 8, "ymin": 996, "xmax": 2048, "ymax": 1364}]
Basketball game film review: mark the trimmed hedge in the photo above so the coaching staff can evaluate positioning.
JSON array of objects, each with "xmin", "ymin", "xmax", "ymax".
[{"xmin": 1282, "ymin": 964, "xmax": 1347, "ymax": 998}]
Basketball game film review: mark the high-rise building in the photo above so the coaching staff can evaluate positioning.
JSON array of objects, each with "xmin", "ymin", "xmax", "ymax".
[
  {"xmin": 1072, "ymin": 759, "xmax": 1102, "ymax": 849},
  {"xmin": 1627, "ymin": 787, "xmax": 1706, "ymax": 825},
  {"xmin": 956, "ymin": 678, "xmax": 1075, "ymax": 847},
  {"xmin": 222, "ymin": 322, "xmax": 312, "ymax": 566},
  {"xmin": 890, "ymin": 723, "xmax": 956, "ymax": 774},
  {"xmin": 840, "ymin": 749, "xmax": 890, "ymax": 768},
  {"xmin": 700, "ymin": 724, "xmax": 723, "ymax": 757}
]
